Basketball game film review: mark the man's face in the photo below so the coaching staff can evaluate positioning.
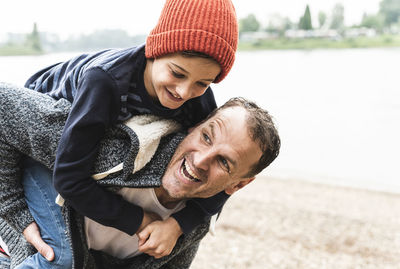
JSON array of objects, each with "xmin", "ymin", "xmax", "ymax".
[
  {"xmin": 144, "ymin": 53, "xmax": 221, "ymax": 109},
  {"xmin": 161, "ymin": 106, "xmax": 262, "ymax": 200}
]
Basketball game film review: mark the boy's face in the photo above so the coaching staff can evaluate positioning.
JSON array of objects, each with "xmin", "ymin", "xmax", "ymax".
[
  {"xmin": 144, "ymin": 53, "xmax": 221, "ymax": 109},
  {"xmin": 161, "ymin": 106, "xmax": 261, "ymax": 200}
]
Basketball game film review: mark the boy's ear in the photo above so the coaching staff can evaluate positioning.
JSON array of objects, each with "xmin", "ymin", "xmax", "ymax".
[{"xmin": 224, "ymin": 177, "xmax": 255, "ymax": 195}]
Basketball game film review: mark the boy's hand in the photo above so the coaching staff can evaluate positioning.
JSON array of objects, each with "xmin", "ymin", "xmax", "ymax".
[
  {"xmin": 23, "ymin": 222, "xmax": 55, "ymax": 261},
  {"xmin": 137, "ymin": 217, "xmax": 183, "ymax": 259},
  {"xmin": 137, "ymin": 211, "xmax": 162, "ymax": 233}
]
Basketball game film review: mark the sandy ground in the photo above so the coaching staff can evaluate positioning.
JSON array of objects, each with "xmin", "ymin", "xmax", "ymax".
[{"xmin": 190, "ymin": 176, "xmax": 400, "ymax": 269}]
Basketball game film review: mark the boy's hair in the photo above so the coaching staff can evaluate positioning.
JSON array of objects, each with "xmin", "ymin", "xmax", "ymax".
[
  {"xmin": 208, "ymin": 97, "xmax": 281, "ymax": 178},
  {"xmin": 181, "ymin": 51, "xmax": 214, "ymax": 60},
  {"xmin": 145, "ymin": 0, "xmax": 238, "ymax": 83}
]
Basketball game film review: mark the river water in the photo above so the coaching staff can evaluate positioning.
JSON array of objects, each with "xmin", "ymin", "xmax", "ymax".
[{"xmin": 1, "ymin": 48, "xmax": 399, "ymax": 193}]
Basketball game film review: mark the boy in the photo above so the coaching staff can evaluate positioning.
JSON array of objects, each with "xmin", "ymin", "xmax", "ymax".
[{"xmin": 3, "ymin": 0, "xmax": 238, "ymax": 267}]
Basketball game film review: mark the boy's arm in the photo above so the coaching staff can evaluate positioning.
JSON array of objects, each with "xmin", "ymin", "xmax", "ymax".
[
  {"xmin": 137, "ymin": 218, "xmax": 182, "ymax": 259},
  {"xmin": 171, "ymin": 191, "xmax": 230, "ymax": 234},
  {"xmin": 52, "ymin": 68, "xmax": 145, "ymax": 236},
  {"xmin": 135, "ymin": 191, "xmax": 230, "ymax": 259}
]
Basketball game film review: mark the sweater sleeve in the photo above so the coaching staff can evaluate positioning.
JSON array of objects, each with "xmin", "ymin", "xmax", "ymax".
[
  {"xmin": 0, "ymin": 141, "xmax": 35, "ymax": 233},
  {"xmin": 171, "ymin": 191, "xmax": 230, "ymax": 235},
  {"xmin": 53, "ymin": 68, "xmax": 144, "ymax": 235},
  {"xmin": 0, "ymin": 83, "xmax": 36, "ymax": 233}
]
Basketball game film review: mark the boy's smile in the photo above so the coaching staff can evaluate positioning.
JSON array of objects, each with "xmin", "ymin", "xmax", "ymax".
[{"xmin": 144, "ymin": 53, "xmax": 221, "ymax": 109}]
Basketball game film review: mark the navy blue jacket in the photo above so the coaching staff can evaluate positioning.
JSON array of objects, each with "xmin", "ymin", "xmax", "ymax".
[{"xmin": 25, "ymin": 44, "xmax": 229, "ymax": 235}]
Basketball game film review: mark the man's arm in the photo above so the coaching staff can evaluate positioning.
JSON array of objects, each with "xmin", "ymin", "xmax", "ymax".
[
  {"xmin": 0, "ymin": 83, "xmax": 59, "ymax": 261},
  {"xmin": 0, "ymin": 141, "xmax": 34, "ymax": 233}
]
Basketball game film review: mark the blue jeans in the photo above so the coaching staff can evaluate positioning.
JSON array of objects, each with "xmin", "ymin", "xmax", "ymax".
[
  {"xmin": 0, "ymin": 255, "xmax": 10, "ymax": 268},
  {"xmin": 13, "ymin": 158, "xmax": 72, "ymax": 269}
]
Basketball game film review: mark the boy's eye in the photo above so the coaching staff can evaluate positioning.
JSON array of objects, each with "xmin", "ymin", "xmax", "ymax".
[
  {"xmin": 197, "ymin": 81, "xmax": 208, "ymax": 88},
  {"xmin": 171, "ymin": 70, "xmax": 185, "ymax": 78}
]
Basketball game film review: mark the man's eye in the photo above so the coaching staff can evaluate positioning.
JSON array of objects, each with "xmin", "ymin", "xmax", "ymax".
[
  {"xmin": 172, "ymin": 70, "xmax": 184, "ymax": 78},
  {"xmin": 203, "ymin": 133, "xmax": 211, "ymax": 143},
  {"xmin": 219, "ymin": 157, "xmax": 230, "ymax": 172}
]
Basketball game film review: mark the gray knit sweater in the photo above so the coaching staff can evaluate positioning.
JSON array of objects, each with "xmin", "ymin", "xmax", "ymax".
[{"xmin": 0, "ymin": 82, "xmax": 210, "ymax": 268}]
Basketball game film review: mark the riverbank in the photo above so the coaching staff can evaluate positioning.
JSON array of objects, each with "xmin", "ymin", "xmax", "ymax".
[
  {"xmin": 2, "ymin": 34, "xmax": 400, "ymax": 56},
  {"xmin": 191, "ymin": 176, "xmax": 400, "ymax": 269},
  {"xmin": 238, "ymin": 34, "xmax": 400, "ymax": 50},
  {"xmin": 0, "ymin": 45, "xmax": 43, "ymax": 56}
]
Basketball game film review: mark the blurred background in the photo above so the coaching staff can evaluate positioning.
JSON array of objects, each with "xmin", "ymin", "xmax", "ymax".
[
  {"xmin": 1, "ymin": 0, "xmax": 400, "ymax": 268},
  {"xmin": 1, "ymin": 0, "xmax": 399, "ymax": 193}
]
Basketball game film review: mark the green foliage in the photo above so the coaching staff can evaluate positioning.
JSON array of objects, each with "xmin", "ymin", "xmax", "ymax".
[
  {"xmin": 379, "ymin": 0, "xmax": 400, "ymax": 26},
  {"xmin": 0, "ymin": 23, "xmax": 43, "ymax": 55},
  {"xmin": 299, "ymin": 5, "xmax": 313, "ymax": 30},
  {"xmin": 238, "ymin": 34, "xmax": 400, "ymax": 50},
  {"xmin": 330, "ymin": 3, "xmax": 345, "ymax": 29},
  {"xmin": 25, "ymin": 23, "xmax": 42, "ymax": 52},
  {"xmin": 361, "ymin": 13, "xmax": 384, "ymax": 31},
  {"xmin": 56, "ymin": 29, "xmax": 145, "ymax": 51},
  {"xmin": 318, "ymin": 11, "xmax": 327, "ymax": 28},
  {"xmin": 239, "ymin": 14, "xmax": 260, "ymax": 32},
  {"xmin": 0, "ymin": 44, "xmax": 43, "ymax": 56}
]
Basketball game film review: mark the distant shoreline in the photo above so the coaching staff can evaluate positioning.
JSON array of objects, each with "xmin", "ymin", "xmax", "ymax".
[
  {"xmin": 2, "ymin": 34, "xmax": 400, "ymax": 56},
  {"xmin": 239, "ymin": 34, "xmax": 400, "ymax": 50}
]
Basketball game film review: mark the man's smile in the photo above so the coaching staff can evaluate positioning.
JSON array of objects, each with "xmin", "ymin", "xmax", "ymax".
[{"xmin": 180, "ymin": 158, "xmax": 201, "ymax": 183}]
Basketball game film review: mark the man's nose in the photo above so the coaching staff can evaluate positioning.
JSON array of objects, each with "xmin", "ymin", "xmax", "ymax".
[{"xmin": 192, "ymin": 148, "xmax": 213, "ymax": 172}]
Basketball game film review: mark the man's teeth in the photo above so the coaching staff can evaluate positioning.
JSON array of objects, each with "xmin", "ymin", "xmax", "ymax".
[
  {"xmin": 185, "ymin": 161, "xmax": 198, "ymax": 179},
  {"xmin": 181, "ymin": 160, "xmax": 200, "ymax": 182}
]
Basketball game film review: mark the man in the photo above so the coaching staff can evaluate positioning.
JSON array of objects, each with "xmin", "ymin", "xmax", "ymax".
[{"xmin": 0, "ymin": 82, "xmax": 280, "ymax": 268}]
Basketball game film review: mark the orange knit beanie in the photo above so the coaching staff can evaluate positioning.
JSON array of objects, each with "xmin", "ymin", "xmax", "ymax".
[{"xmin": 145, "ymin": 0, "xmax": 238, "ymax": 83}]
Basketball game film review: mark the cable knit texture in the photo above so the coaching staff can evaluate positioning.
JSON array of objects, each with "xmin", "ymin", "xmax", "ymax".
[
  {"xmin": 0, "ymin": 82, "xmax": 210, "ymax": 268},
  {"xmin": 145, "ymin": 0, "xmax": 238, "ymax": 82}
]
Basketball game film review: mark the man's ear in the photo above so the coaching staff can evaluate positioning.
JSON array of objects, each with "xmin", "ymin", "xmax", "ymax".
[{"xmin": 224, "ymin": 177, "xmax": 255, "ymax": 195}]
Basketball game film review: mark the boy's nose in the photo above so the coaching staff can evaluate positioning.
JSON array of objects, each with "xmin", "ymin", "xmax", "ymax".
[{"xmin": 176, "ymin": 84, "xmax": 191, "ymax": 100}]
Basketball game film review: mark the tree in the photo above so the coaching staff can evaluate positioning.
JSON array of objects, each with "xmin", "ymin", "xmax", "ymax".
[
  {"xmin": 265, "ymin": 15, "xmax": 293, "ymax": 36},
  {"xmin": 379, "ymin": 0, "xmax": 400, "ymax": 26},
  {"xmin": 361, "ymin": 13, "xmax": 384, "ymax": 30},
  {"xmin": 330, "ymin": 3, "xmax": 345, "ymax": 29},
  {"xmin": 318, "ymin": 11, "xmax": 327, "ymax": 28},
  {"xmin": 299, "ymin": 5, "xmax": 313, "ymax": 30},
  {"xmin": 239, "ymin": 14, "xmax": 260, "ymax": 32},
  {"xmin": 26, "ymin": 22, "xmax": 42, "ymax": 52}
]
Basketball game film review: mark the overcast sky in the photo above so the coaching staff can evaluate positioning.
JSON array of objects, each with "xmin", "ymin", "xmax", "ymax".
[{"xmin": 1, "ymin": 0, "xmax": 381, "ymax": 38}]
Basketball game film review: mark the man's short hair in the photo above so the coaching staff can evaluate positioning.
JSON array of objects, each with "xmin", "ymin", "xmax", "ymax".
[{"xmin": 207, "ymin": 97, "xmax": 281, "ymax": 177}]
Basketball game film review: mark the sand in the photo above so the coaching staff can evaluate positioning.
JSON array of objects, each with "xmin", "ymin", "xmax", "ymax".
[{"xmin": 190, "ymin": 176, "xmax": 400, "ymax": 269}]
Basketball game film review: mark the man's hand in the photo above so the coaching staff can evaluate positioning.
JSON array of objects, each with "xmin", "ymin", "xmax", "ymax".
[
  {"xmin": 137, "ymin": 217, "xmax": 183, "ymax": 259},
  {"xmin": 23, "ymin": 222, "xmax": 54, "ymax": 261}
]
